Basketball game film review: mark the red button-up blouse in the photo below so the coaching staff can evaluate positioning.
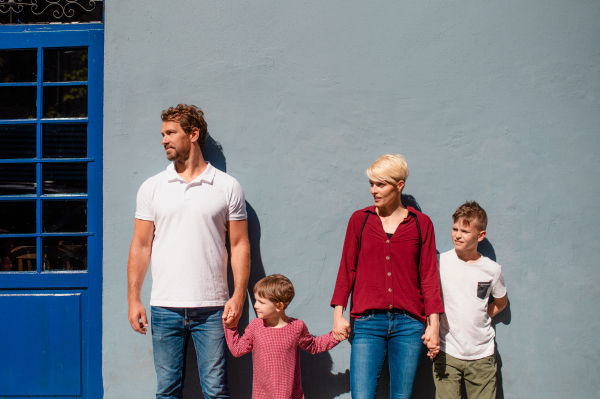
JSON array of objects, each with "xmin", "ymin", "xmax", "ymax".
[{"xmin": 330, "ymin": 206, "xmax": 444, "ymax": 322}]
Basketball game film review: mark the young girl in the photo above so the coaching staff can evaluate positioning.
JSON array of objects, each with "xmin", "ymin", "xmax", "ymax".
[{"xmin": 223, "ymin": 274, "xmax": 344, "ymax": 399}]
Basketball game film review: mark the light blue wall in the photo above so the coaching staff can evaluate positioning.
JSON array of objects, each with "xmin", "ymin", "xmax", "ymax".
[{"xmin": 103, "ymin": 1, "xmax": 600, "ymax": 398}]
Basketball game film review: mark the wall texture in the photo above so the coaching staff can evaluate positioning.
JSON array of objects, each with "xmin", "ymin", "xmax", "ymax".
[{"xmin": 103, "ymin": 1, "xmax": 600, "ymax": 398}]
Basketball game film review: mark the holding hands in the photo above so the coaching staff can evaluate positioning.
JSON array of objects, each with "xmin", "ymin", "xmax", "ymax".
[
  {"xmin": 422, "ymin": 313, "xmax": 440, "ymax": 359},
  {"xmin": 332, "ymin": 305, "xmax": 351, "ymax": 342}
]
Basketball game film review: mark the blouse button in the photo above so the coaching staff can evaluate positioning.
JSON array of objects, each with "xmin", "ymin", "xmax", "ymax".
[
  {"xmin": 389, "ymin": 304, "xmax": 393, "ymax": 309},
  {"xmin": 386, "ymin": 240, "xmax": 390, "ymax": 243},
  {"xmin": 387, "ymin": 272, "xmax": 391, "ymax": 276},
  {"xmin": 386, "ymin": 256, "xmax": 390, "ymax": 260},
  {"xmin": 388, "ymin": 288, "xmax": 392, "ymax": 292}
]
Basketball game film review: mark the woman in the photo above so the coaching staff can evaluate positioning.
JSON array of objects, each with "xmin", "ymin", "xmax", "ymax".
[{"xmin": 331, "ymin": 154, "xmax": 443, "ymax": 398}]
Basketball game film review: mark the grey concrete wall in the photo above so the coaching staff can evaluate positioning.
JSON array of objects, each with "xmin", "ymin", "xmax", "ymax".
[{"xmin": 103, "ymin": 1, "xmax": 600, "ymax": 398}]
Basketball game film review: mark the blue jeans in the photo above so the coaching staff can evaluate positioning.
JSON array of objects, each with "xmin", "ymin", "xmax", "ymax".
[
  {"xmin": 350, "ymin": 310, "xmax": 425, "ymax": 399},
  {"xmin": 151, "ymin": 306, "xmax": 229, "ymax": 399}
]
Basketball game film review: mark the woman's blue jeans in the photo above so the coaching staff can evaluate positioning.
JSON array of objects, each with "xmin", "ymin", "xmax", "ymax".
[
  {"xmin": 151, "ymin": 306, "xmax": 229, "ymax": 399},
  {"xmin": 350, "ymin": 310, "xmax": 425, "ymax": 399}
]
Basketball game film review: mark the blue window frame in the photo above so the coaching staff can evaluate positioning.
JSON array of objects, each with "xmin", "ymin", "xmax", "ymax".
[{"xmin": 0, "ymin": 25, "xmax": 103, "ymax": 398}]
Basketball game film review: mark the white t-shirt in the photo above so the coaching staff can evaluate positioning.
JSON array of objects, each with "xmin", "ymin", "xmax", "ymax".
[
  {"xmin": 439, "ymin": 249, "xmax": 507, "ymax": 360},
  {"xmin": 135, "ymin": 162, "xmax": 247, "ymax": 307}
]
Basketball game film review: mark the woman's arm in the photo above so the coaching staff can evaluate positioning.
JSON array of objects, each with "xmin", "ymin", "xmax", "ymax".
[
  {"xmin": 223, "ymin": 321, "xmax": 254, "ymax": 357},
  {"xmin": 298, "ymin": 322, "xmax": 340, "ymax": 354},
  {"xmin": 330, "ymin": 213, "xmax": 361, "ymax": 340}
]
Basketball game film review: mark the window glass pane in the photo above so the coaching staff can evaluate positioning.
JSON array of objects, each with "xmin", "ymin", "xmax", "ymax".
[
  {"xmin": 0, "ymin": 164, "xmax": 36, "ymax": 195},
  {"xmin": 44, "ymin": 48, "xmax": 87, "ymax": 82},
  {"xmin": 43, "ymin": 85, "xmax": 87, "ymax": 118},
  {"xmin": 0, "ymin": 86, "xmax": 37, "ymax": 120},
  {"xmin": 0, "ymin": 1, "xmax": 103, "ymax": 25},
  {"xmin": 43, "ymin": 236, "xmax": 86, "ymax": 271},
  {"xmin": 0, "ymin": 238, "xmax": 36, "ymax": 272},
  {"xmin": 0, "ymin": 201, "xmax": 36, "ymax": 234},
  {"xmin": 43, "ymin": 201, "xmax": 87, "ymax": 233},
  {"xmin": 42, "ymin": 163, "xmax": 86, "ymax": 194},
  {"xmin": 0, "ymin": 50, "xmax": 37, "ymax": 82},
  {"xmin": 0, "ymin": 125, "xmax": 36, "ymax": 159},
  {"xmin": 43, "ymin": 124, "xmax": 87, "ymax": 158}
]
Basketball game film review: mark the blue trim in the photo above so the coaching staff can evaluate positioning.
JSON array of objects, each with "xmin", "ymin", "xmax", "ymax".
[
  {"xmin": 0, "ymin": 118, "xmax": 88, "ymax": 124},
  {"xmin": 0, "ymin": 25, "xmax": 104, "ymax": 399},
  {"xmin": 43, "ymin": 81, "xmax": 88, "ymax": 86},
  {"xmin": 0, "ymin": 82, "xmax": 37, "ymax": 86},
  {"xmin": 0, "ymin": 233, "xmax": 94, "ymax": 238},
  {"xmin": 0, "ymin": 158, "xmax": 95, "ymax": 163}
]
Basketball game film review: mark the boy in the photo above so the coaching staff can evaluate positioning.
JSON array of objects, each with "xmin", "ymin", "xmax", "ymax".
[
  {"xmin": 435, "ymin": 201, "xmax": 508, "ymax": 399},
  {"xmin": 223, "ymin": 274, "xmax": 343, "ymax": 399}
]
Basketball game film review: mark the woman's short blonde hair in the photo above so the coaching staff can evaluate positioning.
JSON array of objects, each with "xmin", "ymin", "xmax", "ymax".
[{"xmin": 366, "ymin": 154, "xmax": 409, "ymax": 185}]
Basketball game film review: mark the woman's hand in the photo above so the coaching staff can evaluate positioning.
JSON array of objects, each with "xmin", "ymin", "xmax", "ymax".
[
  {"xmin": 422, "ymin": 313, "xmax": 440, "ymax": 359},
  {"xmin": 333, "ymin": 305, "xmax": 351, "ymax": 341}
]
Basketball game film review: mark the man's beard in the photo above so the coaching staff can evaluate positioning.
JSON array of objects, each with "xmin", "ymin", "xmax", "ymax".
[{"xmin": 166, "ymin": 145, "xmax": 190, "ymax": 162}]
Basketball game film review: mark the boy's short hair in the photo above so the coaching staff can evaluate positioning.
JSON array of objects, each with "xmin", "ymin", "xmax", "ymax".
[
  {"xmin": 366, "ymin": 154, "xmax": 409, "ymax": 185},
  {"xmin": 452, "ymin": 201, "xmax": 488, "ymax": 231},
  {"xmin": 253, "ymin": 274, "xmax": 295, "ymax": 309}
]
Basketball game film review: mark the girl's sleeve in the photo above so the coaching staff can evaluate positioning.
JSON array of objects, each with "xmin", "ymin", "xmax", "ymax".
[
  {"xmin": 223, "ymin": 321, "xmax": 254, "ymax": 357},
  {"xmin": 298, "ymin": 321, "xmax": 340, "ymax": 354}
]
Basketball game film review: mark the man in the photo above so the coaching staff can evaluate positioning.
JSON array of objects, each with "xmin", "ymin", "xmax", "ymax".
[{"xmin": 127, "ymin": 104, "xmax": 250, "ymax": 399}]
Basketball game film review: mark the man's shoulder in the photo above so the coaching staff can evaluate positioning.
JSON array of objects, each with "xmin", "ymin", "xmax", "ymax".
[{"xmin": 138, "ymin": 169, "xmax": 170, "ymax": 190}]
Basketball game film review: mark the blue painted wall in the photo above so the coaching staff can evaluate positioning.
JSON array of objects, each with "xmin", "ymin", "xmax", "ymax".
[{"xmin": 103, "ymin": 1, "xmax": 600, "ymax": 398}]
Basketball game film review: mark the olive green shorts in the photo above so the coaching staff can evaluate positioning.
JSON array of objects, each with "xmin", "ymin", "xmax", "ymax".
[{"xmin": 433, "ymin": 351, "xmax": 496, "ymax": 399}]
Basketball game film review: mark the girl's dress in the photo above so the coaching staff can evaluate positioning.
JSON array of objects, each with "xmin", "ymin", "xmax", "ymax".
[{"xmin": 224, "ymin": 317, "xmax": 339, "ymax": 399}]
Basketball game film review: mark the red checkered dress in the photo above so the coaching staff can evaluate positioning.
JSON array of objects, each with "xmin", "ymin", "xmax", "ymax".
[{"xmin": 224, "ymin": 318, "xmax": 339, "ymax": 399}]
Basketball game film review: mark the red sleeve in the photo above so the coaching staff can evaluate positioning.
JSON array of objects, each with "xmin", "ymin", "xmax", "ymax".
[
  {"xmin": 330, "ymin": 213, "xmax": 360, "ymax": 308},
  {"xmin": 418, "ymin": 215, "xmax": 444, "ymax": 316},
  {"xmin": 297, "ymin": 321, "xmax": 340, "ymax": 354},
  {"xmin": 223, "ymin": 320, "xmax": 254, "ymax": 357}
]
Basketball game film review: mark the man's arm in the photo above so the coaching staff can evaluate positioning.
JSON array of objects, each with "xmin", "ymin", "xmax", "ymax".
[
  {"xmin": 223, "ymin": 219, "xmax": 250, "ymax": 328},
  {"xmin": 127, "ymin": 219, "xmax": 155, "ymax": 334},
  {"xmin": 488, "ymin": 294, "xmax": 508, "ymax": 318}
]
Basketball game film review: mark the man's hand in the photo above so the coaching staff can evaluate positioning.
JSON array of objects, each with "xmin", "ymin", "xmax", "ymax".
[
  {"xmin": 422, "ymin": 313, "xmax": 440, "ymax": 359},
  {"xmin": 332, "ymin": 305, "xmax": 351, "ymax": 341},
  {"xmin": 223, "ymin": 295, "xmax": 245, "ymax": 328},
  {"xmin": 128, "ymin": 300, "xmax": 148, "ymax": 334}
]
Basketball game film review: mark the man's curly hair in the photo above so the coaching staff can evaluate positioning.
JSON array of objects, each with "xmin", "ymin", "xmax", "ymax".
[{"xmin": 161, "ymin": 104, "xmax": 208, "ymax": 149}]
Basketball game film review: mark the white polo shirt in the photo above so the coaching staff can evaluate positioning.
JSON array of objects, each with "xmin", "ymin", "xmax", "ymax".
[{"xmin": 135, "ymin": 162, "xmax": 247, "ymax": 308}]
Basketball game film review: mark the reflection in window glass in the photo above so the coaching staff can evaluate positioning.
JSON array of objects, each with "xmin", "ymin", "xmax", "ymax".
[
  {"xmin": 44, "ymin": 48, "xmax": 88, "ymax": 82},
  {"xmin": 0, "ymin": 237, "xmax": 36, "ymax": 272},
  {"xmin": 42, "ymin": 162, "xmax": 87, "ymax": 194},
  {"xmin": 0, "ymin": 201, "xmax": 36, "ymax": 234},
  {"xmin": 43, "ymin": 236, "xmax": 87, "ymax": 271},
  {"xmin": 0, "ymin": 125, "xmax": 36, "ymax": 159},
  {"xmin": 0, "ymin": 163, "xmax": 36, "ymax": 195},
  {"xmin": 0, "ymin": 50, "xmax": 37, "ymax": 82},
  {"xmin": 43, "ymin": 124, "xmax": 87, "ymax": 158},
  {"xmin": 0, "ymin": 86, "xmax": 37, "ymax": 119},
  {"xmin": 43, "ymin": 201, "xmax": 87, "ymax": 233},
  {"xmin": 43, "ymin": 85, "xmax": 87, "ymax": 118}
]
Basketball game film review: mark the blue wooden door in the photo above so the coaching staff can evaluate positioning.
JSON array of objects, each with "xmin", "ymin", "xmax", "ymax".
[{"xmin": 0, "ymin": 25, "xmax": 103, "ymax": 398}]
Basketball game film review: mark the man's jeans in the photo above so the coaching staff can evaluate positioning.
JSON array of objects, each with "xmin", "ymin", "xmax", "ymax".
[
  {"xmin": 151, "ymin": 306, "xmax": 230, "ymax": 399},
  {"xmin": 350, "ymin": 310, "xmax": 425, "ymax": 399}
]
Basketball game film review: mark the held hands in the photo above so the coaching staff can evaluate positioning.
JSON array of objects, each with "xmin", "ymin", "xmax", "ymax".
[
  {"xmin": 128, "ymin": 300, "xmax": 148, "ymax": 334},
  {"xmin": 223, "ymin": 295, "xmax": 245, "ymax": 328},
  {"xmin": 421, "ymin": 314, "xmax": 440, "ymax": 360},
  {"xmin": 332, "ymin": 308, "xmax": 351, "ymax": 342}
]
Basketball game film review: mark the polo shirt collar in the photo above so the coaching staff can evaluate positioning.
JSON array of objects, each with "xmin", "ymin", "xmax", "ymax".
[{"xmin": 165, "ymin": 161, "xmax": 216, "ymax": 184}]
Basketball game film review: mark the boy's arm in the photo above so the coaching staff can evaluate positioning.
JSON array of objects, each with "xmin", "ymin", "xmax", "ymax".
[
  {"xmin": 223, "ymin": 321, "xmax": 254, "ymax": 357},
  {"xmin": 298, "ymin": 322, "xmax": 341, "ymax": 354},
  {"xmin": 488, "ymin": 294, "xmax": 508, "ymax": 318}
]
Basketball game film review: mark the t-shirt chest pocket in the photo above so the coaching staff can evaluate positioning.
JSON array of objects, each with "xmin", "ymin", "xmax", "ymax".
[{"xmin": 477, "ymin": 281, "xmax": 492, "ymax": 300}]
